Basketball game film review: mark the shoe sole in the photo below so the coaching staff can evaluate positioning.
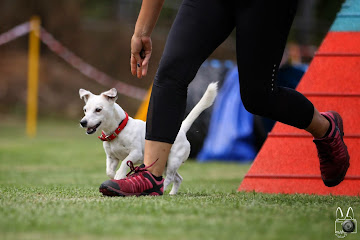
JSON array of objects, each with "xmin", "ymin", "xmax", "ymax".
[
  {"xmin": 99, "ymin": 184, "xmax": 161, "ymax": 197},
  {"xmin": 323, "ymin": 167, "xmax": 349, "ymax": 187},
  {"xmin": 322, "ymin": 111, "xmax": 350, "ymax": 187}
]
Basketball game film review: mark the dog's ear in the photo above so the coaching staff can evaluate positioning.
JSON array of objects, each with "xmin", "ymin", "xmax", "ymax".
[
  {"xmin": 102, "ymin": 88, "xmax": 118, "ymax": 102},
  {"xmin": 79, "ymin": 89, "xmax": 92, "ymax": 103}
]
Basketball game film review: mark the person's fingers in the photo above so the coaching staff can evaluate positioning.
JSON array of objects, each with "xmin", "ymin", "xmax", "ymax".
[
  {"xmin": 137, "ymin": 64, "xmax": 142, "ymax": 78},
  {"xmin": 130, "ymin": 54, "xmax": 137, "ymax": 76},
  {"xmin": 141, "ymin": 49, "xmax": 151, "ymax": 66},
  {"xmin": 142, "ymin": 64, "xmax": 148, "ymax": 77},
  {"xmin": 140, "ymin": 38, "xmax": 152, "ymax": 77},
  {"xmin": 130, "ymin": 36, "xmax": 144, "ymax": 78},
  {"xmin": 140, "ymin": 49, "xmax": 146, "ymax": 59},
  {"xmin": 131, "ymin": 52, "xmax": 143, "ymax": 78},
  {"xmin": 130, "ymin": 36, "xmax": 152, "ymax": 78},
  {"xmin": 141, "ymin": 53, "xmax": 151, "ymax": 76}
]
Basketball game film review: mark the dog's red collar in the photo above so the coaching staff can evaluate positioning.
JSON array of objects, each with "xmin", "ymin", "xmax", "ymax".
[{"xmin": 98, "ymin": 112, "xmax": 129, "ymax": 142}]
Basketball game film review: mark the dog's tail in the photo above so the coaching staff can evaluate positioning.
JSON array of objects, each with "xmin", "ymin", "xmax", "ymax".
[{"xmin": 180, "ymin": 82, "xmax": 218, "ymax": 133}]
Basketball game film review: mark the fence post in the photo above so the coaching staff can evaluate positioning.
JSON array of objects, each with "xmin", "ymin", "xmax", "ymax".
[{"xmin": 26, "ymin": 16, "xmax": 41, "ymax": 137}]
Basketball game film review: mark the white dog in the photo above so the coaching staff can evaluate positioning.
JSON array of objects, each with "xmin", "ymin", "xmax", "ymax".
[{"xmin": 79, "ymin": 82, "xmax": 217, "ymax": 195}]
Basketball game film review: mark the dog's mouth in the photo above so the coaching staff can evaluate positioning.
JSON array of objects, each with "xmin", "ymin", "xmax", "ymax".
[{"xmin": 86, "ymin": 122, "xmax": 101, "ymax": 134}]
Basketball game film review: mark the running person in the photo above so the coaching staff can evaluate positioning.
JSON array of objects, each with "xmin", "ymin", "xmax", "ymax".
[{"xmin": 99, "ymin": 0, "xmax": 350, "ymax": 196}]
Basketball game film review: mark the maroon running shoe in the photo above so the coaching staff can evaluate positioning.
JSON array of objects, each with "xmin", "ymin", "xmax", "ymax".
[
  {"xmin": 313, "ymin": 111, "xmax": 350, "ymax": 187},
  {"xmin": 99, "ymin": 160, "xmax": 164, "ymax": 197}
]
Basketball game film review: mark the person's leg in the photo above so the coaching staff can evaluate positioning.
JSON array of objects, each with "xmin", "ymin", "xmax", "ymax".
[
  {"xmin": 99, "ymin": 0, "xmax": 236, "ymax": 196},
  {"xmin": 144, "ymin": 140, "xmax": 171, "ymax": 177},
  {"xmin": 305, "ymin": 108, "xmax": 329, "ymax": 138},
  {"xmin": 235, "ymin": 0, "xmax": 349, "ymax": 187},
  {"xmin": 235, "ymin": 0, "xmax": 330, "ymax": 138},
  {"xmin": 235, "ymin": 0, "xmax": 316, "ymax": 130},
  {"xmin": 144, "ymin": 0, "xmax": 236, "ymax": 176}
]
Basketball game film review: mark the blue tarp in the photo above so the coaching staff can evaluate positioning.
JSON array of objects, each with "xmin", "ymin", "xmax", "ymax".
[{"xmin": 197, "ymin": 67, "xmax": 256, "ymax": 162}]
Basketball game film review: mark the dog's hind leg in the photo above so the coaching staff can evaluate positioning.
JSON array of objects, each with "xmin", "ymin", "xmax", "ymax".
[
  {"xmin": 163, "ymin": 171, "xmax": 173, "ymax": 193},
  {"xmin": 169, "ymin": 172, "xmax": 183, "ymax": 195},
  {"xmin": 164, "ymin": 156, "xmax": 184, "ymax": 195}
]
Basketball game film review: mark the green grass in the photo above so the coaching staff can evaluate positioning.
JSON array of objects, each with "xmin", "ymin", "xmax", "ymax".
[{"xmin": 0, "ymin": 116, "xmax": 359, "ymax": 240}]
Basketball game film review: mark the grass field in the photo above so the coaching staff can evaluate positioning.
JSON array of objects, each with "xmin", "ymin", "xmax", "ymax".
[{"xmin": 0, "ymin": 116, "xmax": 359, "ymax": 240}]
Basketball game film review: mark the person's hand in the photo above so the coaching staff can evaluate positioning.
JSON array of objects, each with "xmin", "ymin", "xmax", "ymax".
[{"xmin": 131, "ymin": 35, "xmax": 152, "ymax": 78}]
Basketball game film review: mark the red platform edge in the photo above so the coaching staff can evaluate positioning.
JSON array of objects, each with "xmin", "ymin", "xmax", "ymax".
[{"xmin": 238, "ymin": 32, "xmax": 360, "ymax": 196}]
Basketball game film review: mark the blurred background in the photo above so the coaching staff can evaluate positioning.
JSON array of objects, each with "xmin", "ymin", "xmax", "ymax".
[{"xmin": 0, "ymin": 0, "xmax": 344, "ymax": 160}]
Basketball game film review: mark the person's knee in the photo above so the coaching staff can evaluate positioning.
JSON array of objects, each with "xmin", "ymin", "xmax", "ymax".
[
  {"xmin": 242, "ymin": 96, "xmax": 264, "ymax": 115},
  {"xmin": 241, "ymin": 89, "xmax": 271, "ymax": 116}
]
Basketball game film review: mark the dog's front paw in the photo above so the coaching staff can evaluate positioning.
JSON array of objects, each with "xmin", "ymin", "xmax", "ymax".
[{"xmin": 114, "ymin": 172, "xmax": 126, "ymax": 180}]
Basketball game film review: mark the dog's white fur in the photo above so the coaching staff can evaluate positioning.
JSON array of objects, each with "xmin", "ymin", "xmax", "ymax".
[{"xmin": 79, "ymin": 82, "xmax": 218, "ymax": 195}]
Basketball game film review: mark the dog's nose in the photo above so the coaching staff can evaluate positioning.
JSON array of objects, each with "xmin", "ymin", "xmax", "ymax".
[{"xmin": 80, "ymin": 120, "xmax": 87, "ymax": 127}]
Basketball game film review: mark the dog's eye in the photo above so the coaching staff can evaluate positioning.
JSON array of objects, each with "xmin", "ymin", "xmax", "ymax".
[
  {"xmin": 84, "ymin": 109, "xmax": 86, "ymax": 113},
  {"xmin": 95, "ymin": 108, "xmax": 102, "ymax": 113}
]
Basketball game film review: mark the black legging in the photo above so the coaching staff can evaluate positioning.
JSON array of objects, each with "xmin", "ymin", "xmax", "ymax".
[{"xmin": 146, "ymin": 0, "xmax": 314, "ymax": 144}]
